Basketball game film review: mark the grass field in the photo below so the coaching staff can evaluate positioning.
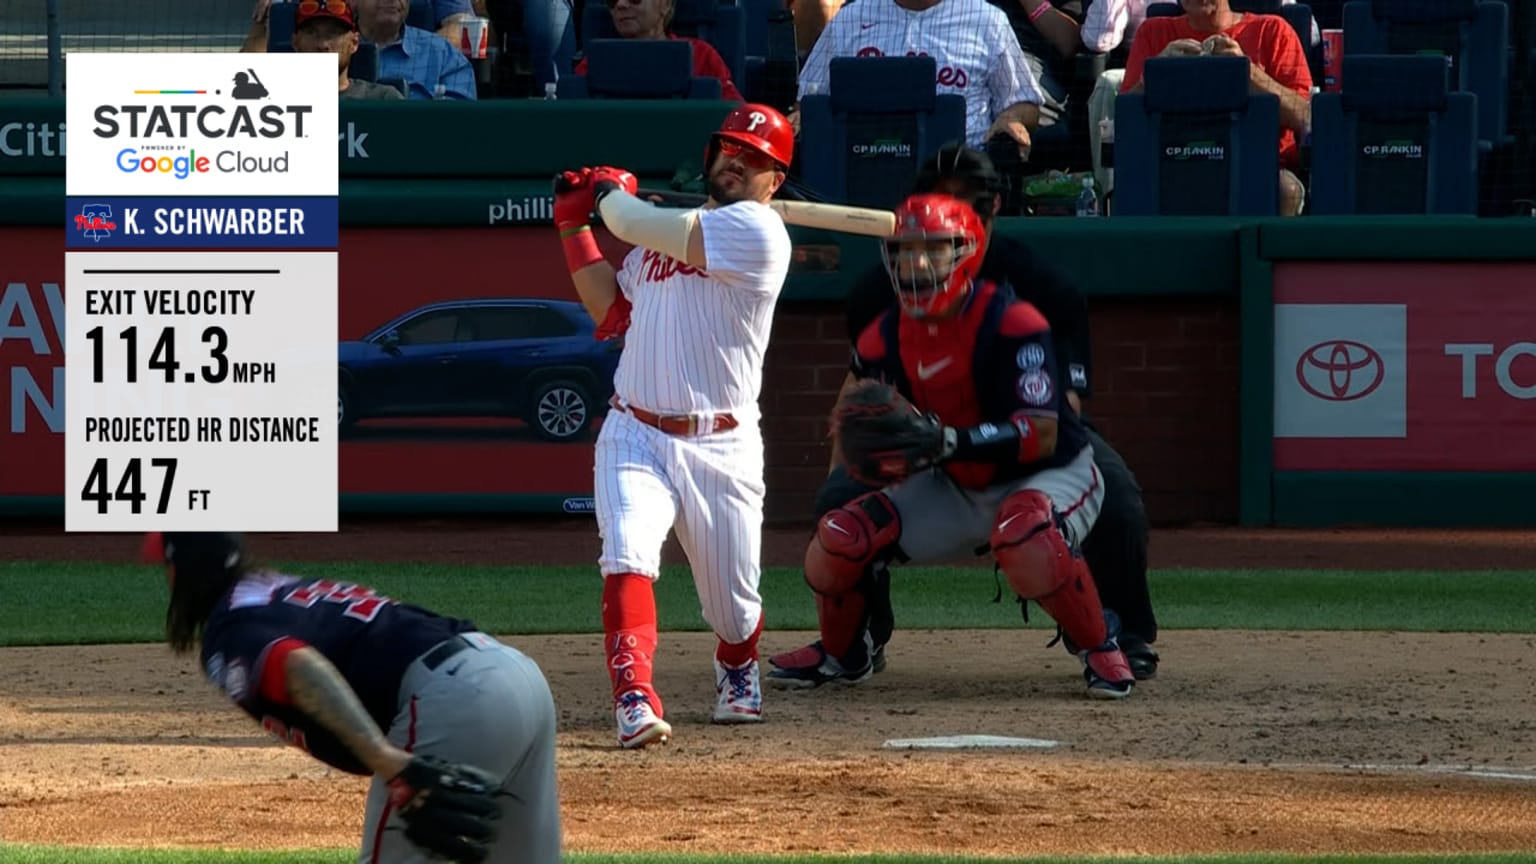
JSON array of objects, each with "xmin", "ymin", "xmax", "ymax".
[
  {"xmin": 3, "ymin": 561, "xmax": 1536, "ymax": 645},
  {"xmin": 5, "ymin": 559, "xmax": 1535, "ymax": 863}
]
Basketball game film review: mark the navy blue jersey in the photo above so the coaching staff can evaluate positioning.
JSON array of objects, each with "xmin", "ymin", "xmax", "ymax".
[
  {"xmin": 851, "ymin": 280, "xmax": 1090, "ymax": 490},
  {"xmin": 199, "ymin": 570, "xmax": 477, "ymax": 775}
]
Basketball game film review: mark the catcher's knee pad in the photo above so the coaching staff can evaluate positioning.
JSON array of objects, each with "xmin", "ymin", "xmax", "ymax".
[
  {"xmin": 990, "ymin": 490, "xmax": 1108, "ymax": 650},
  {"xmin": 805, "ymin": 491, "xmax": 901, "ymax": 598}
]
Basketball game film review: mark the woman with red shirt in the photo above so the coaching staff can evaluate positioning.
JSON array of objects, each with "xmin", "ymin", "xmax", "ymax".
[{"xmin": 1120, "ymin": 0, "xmax": 1313, "ymax": 215}]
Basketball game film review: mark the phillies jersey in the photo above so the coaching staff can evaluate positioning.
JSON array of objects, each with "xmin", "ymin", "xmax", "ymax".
[
  {"xmin": 795, "ymin": 0, "xmax": 1045, "ymax": 148},
  {"xmin": 199, "ymin": 570, "xmax": 477, "ymax": 775},
  {"xmin": 850, "ymin": 279, "xmax": 1088, "ymax": 489},
  {"xmin": 609, "ymin": 199, "xmax": 792, "ymax": 417}
]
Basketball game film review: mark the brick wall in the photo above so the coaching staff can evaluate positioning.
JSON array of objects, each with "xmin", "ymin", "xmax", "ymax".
[{"xmin": 758, "ymin": 297, "xmax": 1242, "ymax": 526}]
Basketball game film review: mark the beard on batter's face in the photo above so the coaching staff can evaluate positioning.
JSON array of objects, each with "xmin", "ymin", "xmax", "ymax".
[{"xmin": 706, "ymin": 150, "xmax": 780, "ymax": 205}]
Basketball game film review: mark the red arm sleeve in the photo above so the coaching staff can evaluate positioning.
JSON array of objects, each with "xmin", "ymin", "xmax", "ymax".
[
  {"xmin": 256, "ymin": 636, "xmax": 308, "ymax": 706},
  {"xmin": 595, "ymin": 293, "xmax": 632, "ymax": 340}
]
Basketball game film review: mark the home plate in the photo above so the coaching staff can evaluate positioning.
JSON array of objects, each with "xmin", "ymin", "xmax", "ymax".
[{"xmin": 882, "ymin": 735, "xmax": 1060, "ymax": 750}]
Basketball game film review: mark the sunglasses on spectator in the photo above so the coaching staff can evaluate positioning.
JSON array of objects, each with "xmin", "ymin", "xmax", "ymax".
[
  {"xmin": 717, "ymin": 139, "xmax": 779, "ymax": 172},
  {"xmin": 298, "ymin": 0, "xmax": 352, "ymax": 16}
]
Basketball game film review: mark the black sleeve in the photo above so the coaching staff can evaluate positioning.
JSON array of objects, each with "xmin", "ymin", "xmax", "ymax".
[
  {"xmin": 948, "ymin": 323, "xmax": 1061, "ymax": 464},
  {"xmin": 999, "ymin": 239, "xmax": 1093, "ymax": 398},
  {"xmin": 845, "ymin": 265, "xmax": 896, "ymax": 346}
]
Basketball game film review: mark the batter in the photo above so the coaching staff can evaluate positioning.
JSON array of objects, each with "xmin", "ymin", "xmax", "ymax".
[{"xmin": 552, "ymin": 105, "xmax": 796, "ymax": 748}]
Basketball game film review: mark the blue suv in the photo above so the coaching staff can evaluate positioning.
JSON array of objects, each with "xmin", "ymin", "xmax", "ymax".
[{"xmin": 338, "ymin": 298, "xmax": 621, "ymax": 442}]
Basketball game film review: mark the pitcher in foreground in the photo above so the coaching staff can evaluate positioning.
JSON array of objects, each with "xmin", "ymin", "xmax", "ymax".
[{"xmin": 149, "ymin": 531, "xmax": 561, "ymax": 863}]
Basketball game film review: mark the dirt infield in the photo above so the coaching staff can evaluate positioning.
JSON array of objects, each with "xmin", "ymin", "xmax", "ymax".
[{"xmin": 3, "ymin": 522, "xmax": 1536, "ymax": 858}]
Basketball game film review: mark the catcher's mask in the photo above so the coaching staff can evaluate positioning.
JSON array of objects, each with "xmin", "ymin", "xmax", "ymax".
[{"xmin": 881, "ymin": 193, "xmax": 987, "ymax": 320}]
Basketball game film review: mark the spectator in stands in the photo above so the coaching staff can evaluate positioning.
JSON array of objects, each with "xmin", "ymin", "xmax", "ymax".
[
  {"xmin": 483, "ymin": 0, "xmax": 577, "ymax": 93},
  {"xmin": 242, "ymin": 0, "xmax": 477, "ymax": 99},
  {"xmin": 1119, "ymin": 0, "xmax": 1312, "ymax": 214},
  {"xmin": 987, "ymin": 0, "xmax": 1087, "ymax": 162},
  {"xmin": 293, "ymin": 0, "xmax": 406, "ymax": 98},
  {"xmin": 421, "ymin": 0, "xmax": 481, "ymax": 46},
  {"xmin": 356, "ymin": 0, "xmax": 480, "ymax": 98},
  {"xmin": 572, "ymin": 0, "xmax": 743, "ymax": 100},
  {"xmin": 791, "ymin": 0, "xmax": 1045, "ymax": 158}
]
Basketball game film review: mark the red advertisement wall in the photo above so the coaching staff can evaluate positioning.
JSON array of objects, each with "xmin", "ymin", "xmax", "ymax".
[
  {"xmin": 1, "ymin": 226, "xmax": 635, "ymax": 502},
  {"xmin": 1272, "ymin": 261, "xmax": 1536, "ymax": 471}
]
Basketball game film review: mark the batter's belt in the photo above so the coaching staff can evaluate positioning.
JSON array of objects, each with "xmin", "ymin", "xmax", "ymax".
[{"xmin": 610, "ymin": 395, "xmax": 739, "ymax": 436}]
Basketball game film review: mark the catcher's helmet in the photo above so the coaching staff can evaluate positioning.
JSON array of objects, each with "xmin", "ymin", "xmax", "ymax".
[
  {"xmin": 706, "ymin": 103, "xmax": 794, "ymax": 172},
  {"xmin": 882, "ymin": 193, "xmax": 987, "ymax": 320}
]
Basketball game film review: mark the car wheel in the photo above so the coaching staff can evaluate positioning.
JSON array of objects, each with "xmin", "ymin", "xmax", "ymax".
[
  {"xmin": 530, "ymin": 379, "xmax": 592, "ymax": 442},
  {"xmin": 338, "ymin": 378, "xmax": 357, "ymax": 435}
]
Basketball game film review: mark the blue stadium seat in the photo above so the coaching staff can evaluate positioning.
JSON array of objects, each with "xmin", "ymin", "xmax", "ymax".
[
  {"xmin": 797, "ymin": 56, "xmax": 967, "ymax": 210},
  {"xmin": 267, "ymin": 0, "xmax": 297, "ymax": 52},
  {"xmin": 1111, "ymin": 56, "xmax": 1281, "ymax": 215},
  {"xmin": 1308, "ymin": 55, "xmax": 1479, "ymax": 214},
  {"xmin": 1341, "ymin": 0, "xmax": 1510, "ymax": 148},
  {"xmin": 580, "ymin": 2, "xmax": 747, "ymax": 94},
  {"xmin": 557, "ymin": 39, "xmax": 724, "ymax": 98}
]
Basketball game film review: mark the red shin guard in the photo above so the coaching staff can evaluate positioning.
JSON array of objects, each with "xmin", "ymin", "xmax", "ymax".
[
  {"xmin": 716, "ymin": 617, "xmax": 763, "ymax": 667},
  {"xmin": 602, "ymin": 573, "xmax": 663, "ymax": 715},
  {"xmin": 816, "ymin": 592, "xmax": 867, "ymax": 660}
]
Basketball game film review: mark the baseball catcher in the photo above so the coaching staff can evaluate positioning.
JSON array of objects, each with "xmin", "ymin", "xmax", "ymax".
[
  {"xmin": 147, "ymin": 532, "xmax": 563, "ymax": 863},
  {"xmin": 768, "ymin": 193, "xmax": 1137, "ymax": 699}
]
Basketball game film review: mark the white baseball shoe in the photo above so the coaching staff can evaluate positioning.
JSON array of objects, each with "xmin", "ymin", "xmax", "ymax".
[
  {"xmin": 615, "ymin": 690, "xmax": 672, "ymax": 749},
  {"xmin": 712, "ymin": 658, "xmax": 763, "ymax": 724}
]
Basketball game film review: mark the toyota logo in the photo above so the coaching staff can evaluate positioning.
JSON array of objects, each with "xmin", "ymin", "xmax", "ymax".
[{"xmin": 1296, "ymin": 340, "xmax": 1385, "ymax": 401}]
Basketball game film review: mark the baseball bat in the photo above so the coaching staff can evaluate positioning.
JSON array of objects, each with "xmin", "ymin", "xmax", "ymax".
[{"xmin": 637, "ymin": 188, "xmax": 896, "ymax": 238}]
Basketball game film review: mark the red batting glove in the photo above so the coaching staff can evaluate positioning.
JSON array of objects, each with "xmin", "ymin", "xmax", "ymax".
[
  {"xmin": 590, "ymin": 166, "xmax": 639, "ymax": 206},
  {"xmin": 553, "ymin": 168, "xmax": 598, "ymax": 232},
  {"xmin": 552, "ymin": 168, "xmax": 604, "ymax": 274}
]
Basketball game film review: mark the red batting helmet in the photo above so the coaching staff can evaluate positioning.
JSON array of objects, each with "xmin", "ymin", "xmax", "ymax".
[
  {"xmin": 706, "ymin": 103, "xmax": 794, "ymax": 171},
  {"xmin": 882, "ymin": 193, "xmax": 988, "ymax": 320}
]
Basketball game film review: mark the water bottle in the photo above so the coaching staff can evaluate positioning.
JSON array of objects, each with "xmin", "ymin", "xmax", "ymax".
[
  {"xmin": 544, "ymin": 82, "xmax": 558, "ymax": 101},
  {"xmin": 1075, "ymin": 177, "xmax": 1100, "ymax": 217}
]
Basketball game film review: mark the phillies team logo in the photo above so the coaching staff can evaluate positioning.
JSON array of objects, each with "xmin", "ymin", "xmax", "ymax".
[{"xmin": 746, "ymin": 111, "xmax": 768, "ymax": 131}]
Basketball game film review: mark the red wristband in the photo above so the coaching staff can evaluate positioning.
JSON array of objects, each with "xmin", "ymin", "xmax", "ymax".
[
  {"xmin": 1010, "ymin": 413, "xmax": 1043, "ymax": 463},
  {"xmin": 1028, "ymin": 0, "xmax": 1052, "ymax": 22},
  {"xmin": 560, "ymin": 224, "xmax": 604, "ymax": 274}
]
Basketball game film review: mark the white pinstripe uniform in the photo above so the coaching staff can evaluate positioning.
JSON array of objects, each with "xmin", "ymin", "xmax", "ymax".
[
  {"xmin": 596, "ymin": 200, "xmax": 792, "ymax": 645},
  {"xmin": 796, "ymin": 0, "xmax": 1046, "ymax": 148}
]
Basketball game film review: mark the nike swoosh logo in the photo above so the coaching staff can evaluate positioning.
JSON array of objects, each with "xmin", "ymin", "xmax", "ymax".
[
  {"xmin": 917, "ymin": 357, "xmax": 953, "ymax": 380},
  {"xmin": 861, "ymin": 23, "xmax": 876, "ymax": 29},
  {"xmin": 826, "ymin": 518, "xmax": 850, "ymax": 535}
]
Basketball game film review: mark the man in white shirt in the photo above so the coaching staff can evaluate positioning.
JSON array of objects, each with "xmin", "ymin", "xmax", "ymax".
[
  {"xmin": 791, "ymin": 0, "xmax": 1046, "ymax": 158},
  {"xmin": 551, "ymin": 105, "xmax": 797, "ymax": 750}
]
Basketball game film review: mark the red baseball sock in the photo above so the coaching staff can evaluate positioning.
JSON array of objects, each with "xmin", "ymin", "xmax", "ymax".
[
  {"xmin": 716, "ymin": 616, "xmax": 763, "ymax": 668},
  {"xmin": 602, "ymin": 573, "xmax": 663, "ymax": 717}
]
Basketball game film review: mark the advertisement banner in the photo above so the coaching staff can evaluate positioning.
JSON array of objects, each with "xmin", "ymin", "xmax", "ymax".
[
  {"xmin": 2, "ymin": 225, "xmax": 633, "ymax": 510},
  {"xmin": 1272, "ymin": 261, "xmax": 1536, "ymax": 471}
]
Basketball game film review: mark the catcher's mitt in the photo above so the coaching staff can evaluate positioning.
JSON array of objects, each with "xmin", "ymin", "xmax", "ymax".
[
  {"xmin": 387, "ymin": 754, "xmax": 503, "ymax": 864},
  {"xmin": 832, "ymin": 379, "xmax": 952, "ymax": 486}
]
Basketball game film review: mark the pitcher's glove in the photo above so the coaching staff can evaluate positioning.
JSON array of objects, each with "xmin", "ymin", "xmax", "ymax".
[
  {"xmin": 387, "ymin": 754, "xmax": 503, "ymax": 864},
  {"xmin": 832, "ymin": 379, "xmax": 954, "ymax": 486}
]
